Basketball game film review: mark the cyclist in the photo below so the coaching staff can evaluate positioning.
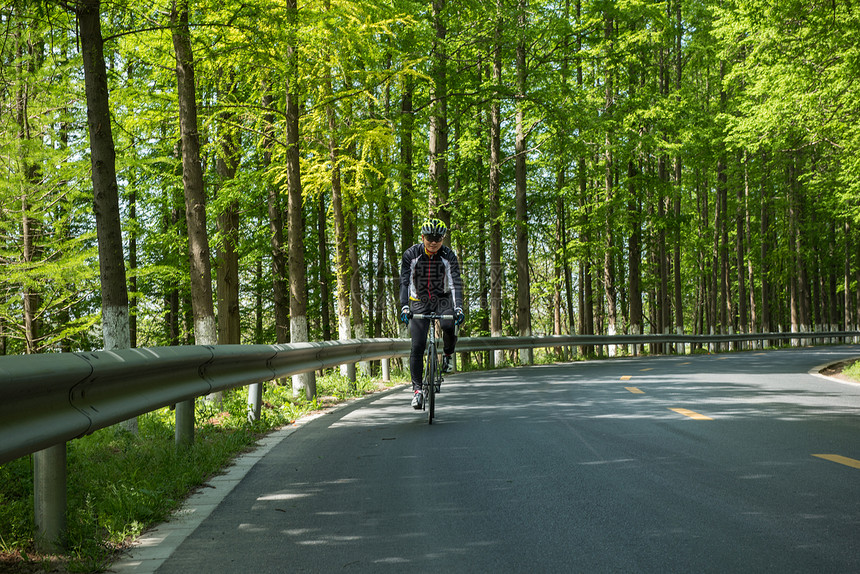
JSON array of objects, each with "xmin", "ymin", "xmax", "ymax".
[{"xmin": 400, "ymin": 218, "xmax": 465, "ymax": 409}]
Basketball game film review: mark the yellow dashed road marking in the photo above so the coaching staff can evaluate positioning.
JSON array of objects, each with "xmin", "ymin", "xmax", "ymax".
[
  {"xmin": 669, "ymin": 408, "xmax": 713, "ymax": 420},
  {"xmin": 625, "ymin": 387, "xmax": 645, "ymax": 394},
  {"xmin": 813, "ymin": 454, "xmax": 860, "ymax": 470},
  {"xmin": 620, "ymin": 375, "xmax": 632, "ymax": 381},
  {"xmin": 640, "ymin": 368, "xmax": 653, "ymax": 372}
]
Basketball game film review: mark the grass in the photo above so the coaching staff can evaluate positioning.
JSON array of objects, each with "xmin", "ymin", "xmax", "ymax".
[
  {"xmin": 843, "ymin": 359, "xmax": 860, "ymax": 381},
  {"xmin": 0, "ymin": 368, "xmax": 408, "ymax": 573}
]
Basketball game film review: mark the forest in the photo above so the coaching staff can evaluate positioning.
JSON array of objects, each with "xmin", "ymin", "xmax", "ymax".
[{"xmin": 2, "ymin": 0, "xmax": 859, "ymax": 373}]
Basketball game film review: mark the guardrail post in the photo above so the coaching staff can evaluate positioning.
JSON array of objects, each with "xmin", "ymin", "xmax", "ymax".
[
  {"xmin": 34, "ymin": 443, "xmax": 66, "ymax": 553},
  {"xmin": 342, "ymin": 362, "xmax": 356, "ymax": 383},
  {"xmin": 293, "ymin": 371, "xmax": 317, "ymax": 400},
  {"xmin": 307, "ymin": 371, "xmax": 317, "ymax": 398},
  {"xmin": 248, "ymin": 382, "xmax": 263, "ymax": 422},
  {"xmin": 608, "ymin": 326, "xmax": 618, "ymax": 358},
  {"xmin": 519, "ymin": 347, "xmax": 533, "ymax": 365},
  {"xmin": 175, "ymin": 399, "xmax": 194, "ymax": 448},
  {"xmin": 381, "ymin": 358, "xmax": 390, "ymax": 382}
]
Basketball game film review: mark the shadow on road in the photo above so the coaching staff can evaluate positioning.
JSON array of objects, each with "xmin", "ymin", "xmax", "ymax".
[{"xmin": 152, "ymin": 346, "xmax": 860, "ymax": 573}]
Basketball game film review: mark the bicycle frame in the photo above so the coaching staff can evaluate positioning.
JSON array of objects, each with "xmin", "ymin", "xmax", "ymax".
[{"xmin": 411, "ymin": 313, "xmax": 453, "ymax": 424}]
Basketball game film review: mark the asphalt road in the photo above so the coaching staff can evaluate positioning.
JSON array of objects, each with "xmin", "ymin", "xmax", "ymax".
[{"xmin": 132, "ymin": 346, "xmax": 860, "ymax": 573}]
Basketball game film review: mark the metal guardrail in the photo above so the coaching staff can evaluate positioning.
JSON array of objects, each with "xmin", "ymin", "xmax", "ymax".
[
  {"xmin": 2, "ymin": 330, "xmax": 858, "ymax": 466},
  {"xmin": 3, "ymin": 329, "xmax": 859, "ymax": 551},
  {"xmin": 0, "ymin": 339, "xmax": 409, "ymax": 466},
  {"xmin": 457, "ymin": 330, "xmax": 860, "ymax": 352}
]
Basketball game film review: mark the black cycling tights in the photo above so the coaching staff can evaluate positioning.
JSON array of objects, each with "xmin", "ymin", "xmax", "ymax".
[{"xmin": 409, "ymin": 312, "xmax": 456, "ymax": 390}]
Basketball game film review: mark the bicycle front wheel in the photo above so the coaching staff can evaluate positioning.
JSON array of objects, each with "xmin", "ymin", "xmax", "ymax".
[{"xmin": 426, "ymin": 353, "xmax": 436, "ymax": 424}]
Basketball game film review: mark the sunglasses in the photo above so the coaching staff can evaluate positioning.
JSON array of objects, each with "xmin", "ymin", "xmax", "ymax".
[{"xmin": 424, "ymin": 234, "xmax": 444, "ymax": 243}]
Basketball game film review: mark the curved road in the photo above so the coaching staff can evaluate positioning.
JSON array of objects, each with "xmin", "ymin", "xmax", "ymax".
[{"xmin": 115, "ymin": 346, "xmax": 860, "ymax": 573}]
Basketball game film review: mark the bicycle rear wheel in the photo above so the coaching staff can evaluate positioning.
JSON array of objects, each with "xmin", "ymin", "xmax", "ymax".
[{"xmin": 426, "ymin": 353, "xmax": 435, "ymax": 424}]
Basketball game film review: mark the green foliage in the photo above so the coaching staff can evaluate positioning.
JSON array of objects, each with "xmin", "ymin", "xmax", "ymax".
[
  {"xmin": 1, "ymin": 0, "xmax": 858, "ymax": 359},
  {"xmin": 843, "ymin": 360, "xmax": 860, "ymax": 383}
]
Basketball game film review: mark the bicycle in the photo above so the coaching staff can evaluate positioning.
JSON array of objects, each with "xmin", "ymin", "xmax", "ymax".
[{"xmin": 411, "ymin": 312, "xmax": 453, "ymax": 424}]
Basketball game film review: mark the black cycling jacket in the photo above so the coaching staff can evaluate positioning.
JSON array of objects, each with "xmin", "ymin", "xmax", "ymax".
[{"xmin": 399, "ymin": 243, "xmax": 464, "ymax": 310}]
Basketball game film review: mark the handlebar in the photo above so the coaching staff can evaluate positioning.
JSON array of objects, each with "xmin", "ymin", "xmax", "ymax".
[{"xmin": 410, "ymin": 313, "xmax": 455, "ymax": 320}]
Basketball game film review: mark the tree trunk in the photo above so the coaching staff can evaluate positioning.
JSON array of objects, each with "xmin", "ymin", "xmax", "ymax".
[
  {"xmin": 215, "ymin": 204, "xmax": 240, "ymax": 345},
  {"xmin": 580, "ymin": 159, "xmax": 594, "ymax": 356},
  {"xmin": 172, "ymin": 0, "xmax": 215, "ymax": 345},
  {"xmin": 673, "ymin": 165, "xmax": 683, "ymax": 339},
  {"xmin": 263, "ymin": 91, "xmax": 289, "ymax": 345},
  {"xmin": 21, "ymin": 200, "xmax": 41, "ymax": 357},
  {"xmin": 696, "ymin": 171, "xmax": 710, "ymax": 344},
  {"xmin": 489, "ymin": 2, "xmax": 503, "ymax": 366},
  {"xmin": 429, "ymin": 0, "xmax": 449, "ymax": 225},
  {"xmin": 736, "ymin": 159, "xmax": 748, "ymax": 339},
  {"xmin": 478, "ymin": 132, "xmax": 489, "ymax": 366},
  {"xmin": 788, "ymin": 157, "xmax": 800, "ymax": 337},
  {"xmin": 515, "ymin": 0, "xmax": 531, "ymax": 364},
  {"xmin": 556, "ymin": 0, "xmax": 574, "ymax": 351},
  {"xmin": 348, "ymin": 208, "xmax": 368, "ymax": 376},
  {"xmin": 827, "ymin": 221, "xmax": 838, "ymax": 332},
  {"xmin": 327, "ymin": 70, "xmax": 355, "ymax": 381},
  {"xmin": 128, "ymin": 188, "xmax": 138, "ymax": 348},
  {"xmin": 372, "ymin": 216, "xmax": 383, "ymax": 339},
  {"xmin": 383, "ymin": 208, "xmax": 400, "ymax": 327},
  {"xmin": 172, "ymin": 0, "xmax": 215, "ymax": 441},
  {"xmin": 80, "ymin": 0, "xmax": 130, "ymax": 353},
  {"xmin": 254, "ymin": 259, "xmax": 264, "ymax": 343},
  {"xmin": 628, "ymin": 162, "xmax": 642, "ymax": 346},
  {"xmin": 16, "ymin": 23, "xmax": 41, "ymax": 356},
  {"xmin": 856, "ymin": 239, "xmax": 860, "ymax": 333},
  {"xmin": 657, "ymin": 157, "xmax": 668, "ymax": 351},
  {"xmin": 718, "ymin": 156, "xmax": 729, "ymax": 340},
  {"xmin": 602, "ymin": 8, "xmax": 617, "ymax": 355},
  {"xmin": 717, "ymin": 61, "xmax": 729, "ymax": 344},
  {"xmin": 285, "ymin": 0, "xmax": 314, "ymax": 398},
  {"xmin": 78, "ymin": 0, "xmax": 135, "ymax": 434},
  {"xmin": 845, "ymin": 222, "xmax": 852, "ymax": 330},
  {"xmin": 745, "ymin": 155, "xmax": 757, "ymax": 334},
  {"xmin": 672, "ymin": 0, "xmax": 684, "ymax": 343},
  {"xmin": 400, "ymin": 75, "xmax": 414, "ymax": 252},
  {"xmin": 760, "ymin": 161, "xmax": 772, "ymax": 333},
  {"xmin": 576, "ymin": 0, "xmax": 593, "ymax": 357},
  {"xmin": 332, "ymin": 175, "xmax": 353, "ymax": 379},
  {"xmin": 216, "ymin": 75, "xmax": 241, "ymax": 348},
  {"xmin": 796, "ymin": 199, "xmax": 811, "ymax": 333},
  {"xmin": 562, "ymin": 199, "xmax": 575, "ymax": 336},
  {"xmin": 318, "ymin": 192, "xmax": 333, "ymax": 341},
  {"xmin": 709, "ymin": 173, "xmax": 719, "ymax": 342},
  {"xmin": 376, "ymin": 213, "xmax": 390, "ymax": 339},
  {"xmin": 554, "ymin": 178, "xmax": 565, "ymax": 341}
]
